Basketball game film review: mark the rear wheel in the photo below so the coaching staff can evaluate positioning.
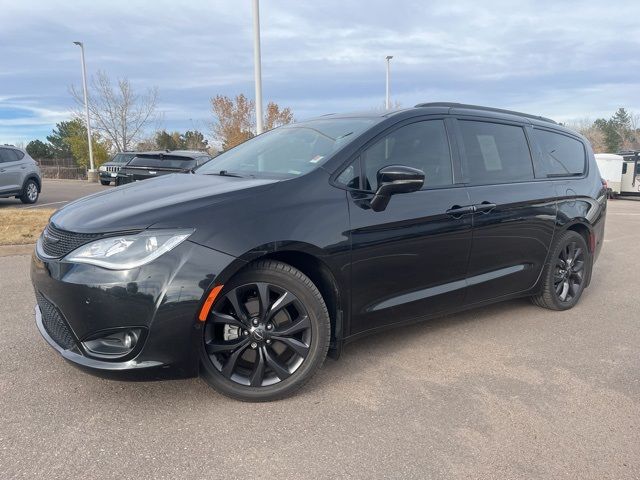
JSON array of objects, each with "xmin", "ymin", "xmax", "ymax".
[
  {"xmin": 199, "ymin": 260, "xmax": 330, "ymax": 401},
  {"xmin": 19, "ymin": 179, "xmax": 39, "ymax": 204},
  {"xmin": 531, "ymin": 230, "xmax": 590, "ymax": 310}
]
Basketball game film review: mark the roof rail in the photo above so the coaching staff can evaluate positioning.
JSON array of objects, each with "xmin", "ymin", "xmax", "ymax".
[{"xmin": 414, "ymin": 102, "xmax": 557, "ymax": 124}]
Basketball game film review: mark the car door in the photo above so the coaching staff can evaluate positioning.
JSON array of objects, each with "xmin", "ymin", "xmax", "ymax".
[
  {"xmin": 344, "ymin": 118, "xmax": 474, "ymax": 335},
  {"xmin": 0, "ymin": 148, "xmax": 23, "ymax": 193},
  {"xmin": 454, "ymin": 118, "xmax": 557, "ymax": 304}
]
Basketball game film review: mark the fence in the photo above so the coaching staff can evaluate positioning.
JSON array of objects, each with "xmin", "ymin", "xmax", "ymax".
[{"xmin": 35, "ymin": 158, "xmax": 87, "ymax": 180}]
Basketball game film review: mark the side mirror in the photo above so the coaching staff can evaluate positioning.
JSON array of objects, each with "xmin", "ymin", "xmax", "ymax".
[{"xmin": 370, "ymin": 165, "xmax": 425, "ymax": 212}]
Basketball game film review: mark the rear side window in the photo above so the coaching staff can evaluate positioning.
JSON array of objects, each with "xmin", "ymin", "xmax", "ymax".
[
  {"xmin": 459, "ymin": 120, "xmax": 534, "ymax": 184},
  {"xmin": 0, "ymin": 148, "xmax": 21, "ymax": 162},
  {"xmin": 533, "ymin": 129, "xmax": 586, "ymax": 176},
  {"xmin": 361, "ymin": 120, "xmax": 453, "ymax": 191}
]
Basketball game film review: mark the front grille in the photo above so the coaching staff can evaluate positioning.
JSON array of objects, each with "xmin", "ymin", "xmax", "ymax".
[
  {"xmin": 41, "ymin": 223, "xmax": 102, "ymax": 258},
  {"xmin": 36, "ymin": 292, "xmax": 76, "ymax": 350},
  {"xmin": 106, "ymin": 165, "xmax": 120, "ymax": 173}
]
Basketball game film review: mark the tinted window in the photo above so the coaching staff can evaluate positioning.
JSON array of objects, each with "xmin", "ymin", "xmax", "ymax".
[
  {"xmin": 534, "ymin": 129, "xmax": 585, "ymax": 176},
  {"xmin": 128, "ymin": 156, "xmax": 196, "ymax": 170},
  {"xmin": 622, "ymin": 163, "xmax": 628, "ymax": 174},
  {"xmin": 336, "ymin": 159, "xmax": 360, "ymax": 189},
  {"xmin": 362, "ymin": 120, "xmax": 452, "ymax": 190},
  {"xmin": 459, "ymin": 121, "xmax": 533, "ymax": 184},
  {"xmin": 113, "ymin": 153, "xmax": 136, "ymax": 164},
  {"xmin": 0, "ymin": 148, "xmax": 20, "ymax": 162}
]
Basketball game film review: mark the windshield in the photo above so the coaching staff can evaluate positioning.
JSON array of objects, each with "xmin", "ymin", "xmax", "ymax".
[
  {"xmin": 112, "ymin": 153, "xmax": 136, "ymax": 164},
  {"xmin": 197, "ymin": 118, "xmax": 377, "ymax": 177},
  {"xmin": 128, "ymin": 156, "xmax": 196, "ymax": 170}
]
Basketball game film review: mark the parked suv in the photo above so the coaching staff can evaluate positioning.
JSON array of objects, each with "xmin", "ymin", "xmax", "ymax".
[
  {"xmin": 0, "ymin": 145, "xmax": 41, "ymax": 204},
  {"xmin": 98, "ymin": 152, "xmax": 136, "ymax": 185},
  {"xmin": 31, "ymin": 103, "xmax": 606, "ymax": 401},
  {"xmin": 115, "ymin": 150, "xmax": 213, "ymax": 185}
]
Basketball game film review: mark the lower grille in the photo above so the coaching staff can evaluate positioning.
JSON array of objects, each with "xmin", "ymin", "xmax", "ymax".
[{"xmin": 36, "ymin": 292, "xmax": 76, "ymax": 350}]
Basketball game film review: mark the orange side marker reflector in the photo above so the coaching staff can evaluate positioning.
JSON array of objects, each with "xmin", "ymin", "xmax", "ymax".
[{"xmin": 198, "ymin": 285, "xmax": 224, "ymax": 322}]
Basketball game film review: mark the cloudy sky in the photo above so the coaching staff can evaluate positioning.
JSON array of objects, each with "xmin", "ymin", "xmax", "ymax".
[{"xmin": 1, "ymin": 0, "xmax": 639, "ymax": 145}]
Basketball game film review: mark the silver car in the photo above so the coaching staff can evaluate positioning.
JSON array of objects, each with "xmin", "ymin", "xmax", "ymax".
[{"xmin": 0, "ymin": 145, "xmax": 41, "ymax": 204}]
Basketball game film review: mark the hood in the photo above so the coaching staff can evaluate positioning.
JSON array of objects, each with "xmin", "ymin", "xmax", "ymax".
[{"xmin": 50, "ymin": 173, "xmax": 279, "ymax": 233}]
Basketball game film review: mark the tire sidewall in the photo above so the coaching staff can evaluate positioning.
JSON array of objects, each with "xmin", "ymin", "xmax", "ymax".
[{"xmin": 199, "ymin": 263, "xmax": 330, "ymax": 401}]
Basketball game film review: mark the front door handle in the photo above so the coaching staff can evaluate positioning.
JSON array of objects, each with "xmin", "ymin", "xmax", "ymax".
[
  {"xmin": 475, "ymin": 201, "xmax": 496, "ymax": 213},
  {"xmin": 446, "ymin": 205, "xmax": 475, "ymax": 218}
]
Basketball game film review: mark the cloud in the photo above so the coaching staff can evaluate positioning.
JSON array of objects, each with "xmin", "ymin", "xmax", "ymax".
[{"xmin": 1, "ymin": 0, "xmax": 639, "ymax": 144}]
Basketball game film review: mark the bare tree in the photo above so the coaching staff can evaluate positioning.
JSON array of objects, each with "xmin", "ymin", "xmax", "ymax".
[
  {"xmin": 72, "ymin": 70, "xmax": 158, "ymax": 152},
  {"xmin": 565, "ymin": 118, "xmax": 607, "ymax": 153}
]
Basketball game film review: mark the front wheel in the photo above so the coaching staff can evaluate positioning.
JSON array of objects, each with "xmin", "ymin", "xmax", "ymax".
[
  {"xmin": 531, "ymin": 230, "xmax": 590, "ymax": 310},
  {"xmin": 19, "ymin": 179, "xmax": 39, "ymax": 204},
  {"xmin": 199, "ymin": 260, "xmax": 330, "ymax": 401},
  {"xmin": 100, "ymin": 180, "xmax": 111, "ymax": 186}
]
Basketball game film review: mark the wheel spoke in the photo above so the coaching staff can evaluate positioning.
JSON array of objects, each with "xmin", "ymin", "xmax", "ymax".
[
  {"xmin": 206, "ymin": 338, "xmax": 247, "ymax": 354},
  {"xmin": 559, "ymin": 279, "xmax": 570, "ymax": 301},
  {"xmin": 221, "ymin": 338, "xmax": 250, "ymax": 378},
  {"xmin": 210, "ymin": 311, "xmax": 247, "ymax": 329},
  {"xmin": 569, "ymin": 280, "xmax": 580, "ymax": 298},
  {"xmin": 274, "ymin": 315, "xmax": 310, "ymax": 336},
  {"xmin": 267, "ymin": 291, "xmax": 295, "ymax": 319},
  {"xmin": 249, "ymin": 347, "xmax": 266, "ymax": 387},
  {"xmin": 572, "ymin": 247, "xmax": 582, "ymax": 263},
  {"xmin": 272, "ymin": 336, "xmax": 309, "ymax": 358},
  {"xmin": 255, "ymin": 282, "xmax": 271, "ymax": 319},
  {"xmin": 227, "ymin": 288, "xmax": 249, "ymax": 323},
  {"xmin": 572, "ymin": 260, "xmax": 585, "ymax": 272},
  {"xmin": 263, "ymin": 347, "xmax": 291, "ymax": 380}
]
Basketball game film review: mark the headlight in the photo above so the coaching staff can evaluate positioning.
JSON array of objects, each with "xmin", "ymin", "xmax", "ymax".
[
  {"xmin": 65, "ymin": 229, "xmax": 193, "ymax": 270},
  {"xmin": 99, "ymin": 166, "xmax": 107, "ymax": 172}
]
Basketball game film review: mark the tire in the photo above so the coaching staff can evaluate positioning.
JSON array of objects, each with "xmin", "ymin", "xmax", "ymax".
[
  {"xmin": 19, "ymin": 179, "xmax": 39, "ymax": 204},
  {"xmin": 199, "ymin": 260, "xmax": 330, "ymax": 401},
  {"xmin": 100, "ymin": 180, "xmax": 111, "ymax": 186},
  {"xmin": 531, "ymin": 230, "xmax": 590, "ymax": 310}
]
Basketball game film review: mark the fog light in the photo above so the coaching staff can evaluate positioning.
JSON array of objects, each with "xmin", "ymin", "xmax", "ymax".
[{"xmin": 82, "ymin": 328, "xmax": 142, "ymax": 359}]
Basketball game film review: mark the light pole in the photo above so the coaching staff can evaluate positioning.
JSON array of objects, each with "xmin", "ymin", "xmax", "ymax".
[
  {"xmin": 252, "ymin": 0, "xmax": 264, "ymax": 135},
  {"xmin": 73, "ymin": 41, "xmax": 96, "ymax": 181},
  {"xmin": 385, "ymin": 55, "xmax": 393, "ymax": 110}
]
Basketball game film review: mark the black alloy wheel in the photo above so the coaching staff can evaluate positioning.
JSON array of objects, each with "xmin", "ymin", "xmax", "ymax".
[
  {"xmin": 531, "ymin": 230, "xmax": 590, "ymax": 310},
  {"xmin": 200, "ymin": 260, "xmax": 330, "ymax": 401}
]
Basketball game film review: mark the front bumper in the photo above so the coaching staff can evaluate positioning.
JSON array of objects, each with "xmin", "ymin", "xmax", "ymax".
[
  {"xmin": 31, "ymin": 239, "xmax": 241, "ymax": 379},
  {"xmin": 99, "ymin": 171, "xmax": 119, "ymax": 182}
]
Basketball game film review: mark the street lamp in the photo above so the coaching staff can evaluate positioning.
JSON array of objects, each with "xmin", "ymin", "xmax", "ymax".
[
  {"xmin": 385, "ymin": 55, "xmax": 393, "ymax": 110},
  {"xmin": 73, "ymin": 41, "xmax": 96, "ymax": 180},
  {"xmin": 252, "ymin": 0, "xmax": 264, "ymax": 135}
]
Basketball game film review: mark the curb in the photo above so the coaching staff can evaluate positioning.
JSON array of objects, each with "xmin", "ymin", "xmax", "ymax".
[{"xmin": 0, "ymin": 244, "xmax": 35, "ymax": 257}]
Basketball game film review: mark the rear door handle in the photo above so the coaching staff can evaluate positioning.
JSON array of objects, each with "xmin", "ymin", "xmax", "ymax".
[
  {"xmin": 446, "ymin": 205, "xmax": 475, "ymax": 218},
  {"xmin": 475, "ymin": 201, "xmax": 496, "ymax": 213}
]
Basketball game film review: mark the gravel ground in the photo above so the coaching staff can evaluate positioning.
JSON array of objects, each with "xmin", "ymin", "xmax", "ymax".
[{"xmin": 0, "ymin": 198, "xmax": 639, "ymax": 479}]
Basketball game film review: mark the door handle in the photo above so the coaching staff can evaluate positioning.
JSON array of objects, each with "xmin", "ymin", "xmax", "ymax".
[
  {"xmin": 446, "ymin": 205, "xmax": 475, "ymax": 218},
  {"xmin": 475, "ymin": 201, "xmax": 496, "ymax": 213}
]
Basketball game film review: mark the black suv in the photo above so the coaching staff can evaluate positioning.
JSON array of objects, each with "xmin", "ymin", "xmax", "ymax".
[
  {"xmin": 31, "ymin": 103, "xmax": 606, "ymax": 401},
  {"xmin": 98, "ymin": 152, "xmax": 136, "ymax": 185},
  {"xmin": 115, "ymin": 150, "xmax": 213, "ymax": 185}
]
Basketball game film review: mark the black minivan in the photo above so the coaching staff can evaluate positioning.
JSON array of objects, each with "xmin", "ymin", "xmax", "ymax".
[{"xmin": 31, "ymin": 103, "xmax": 606, "ymax": 401}]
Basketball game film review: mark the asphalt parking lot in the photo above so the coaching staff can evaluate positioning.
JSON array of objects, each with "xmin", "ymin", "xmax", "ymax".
[
  {"xmin": 1, "ymin": 198, "xmax": 639, "ymax": 479},
  {"xmin": 0, "ymin": 179, "xmax": 109, "ymax": 209}
]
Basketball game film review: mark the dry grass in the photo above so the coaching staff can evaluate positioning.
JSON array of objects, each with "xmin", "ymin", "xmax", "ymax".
[{"xmin": 0, "ymin": 209, "xmax": 55, "ymax": 246}]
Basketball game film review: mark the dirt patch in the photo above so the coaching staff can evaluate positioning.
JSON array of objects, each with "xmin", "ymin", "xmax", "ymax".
[{"xmin": 0, "ymin": 209, "xmax": 54, "ymax": 246}]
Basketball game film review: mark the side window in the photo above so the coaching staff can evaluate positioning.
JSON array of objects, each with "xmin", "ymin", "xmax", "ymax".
[
  {"xmin": 533, "ymin": 129, "xmax": 586, "ymax": 176},
  {"xmin": 0, "ymin": 148, "xmax": 7, "ymax": 163},
  {"xmin": 622, "ymin": 163, "xmax": 628, "ymax": 174},
  {"xmin": 362, "ymin": 120, "xmax": 453, "ymax": 191},
  {"xmin": 0, "ymin": 148, "xmax": 17, "ymax": 163},
  {"xmin": 459, "ymin": 120, "xmax": 534, "ymax": 184},
  {"xmin": 13, "ymin": 149, "xmax": 25, "ymax": 160}
]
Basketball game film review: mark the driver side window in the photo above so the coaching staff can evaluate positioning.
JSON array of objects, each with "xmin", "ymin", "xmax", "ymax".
[{"xmin": 362, "ymin": 120, "xmax": 453, "ymax": 191}]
